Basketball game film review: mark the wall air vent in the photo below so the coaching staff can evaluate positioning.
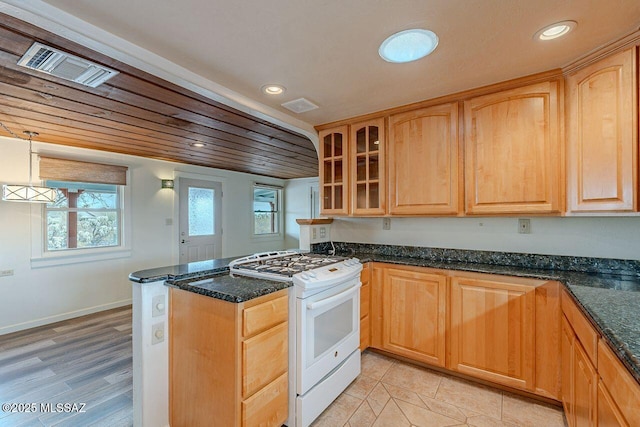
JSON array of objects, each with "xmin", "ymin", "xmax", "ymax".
[
  {"xmin": 17, "ymin": 42, "xmax": 119, "ymax": 88},
  {"xmin": 281, "ymin": 98, "xmax": 319, "ymax": 114}
]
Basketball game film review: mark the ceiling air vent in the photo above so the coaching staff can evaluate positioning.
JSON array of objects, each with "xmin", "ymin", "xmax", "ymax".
[
  {"xmin": 17, "ymin": 42, "xmax": 118, "ymax": 88},
  {"xmin": 281, "ymin": 98, "xmax": 319, "ymax": 114}
]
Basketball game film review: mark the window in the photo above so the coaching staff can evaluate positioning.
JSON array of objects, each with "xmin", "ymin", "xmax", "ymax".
[
  {"xmin": 253, "ymin": 184, "xmax": 282, "ymax": 236},
  {"xmin": 45, "ymin": 181, "xmax": 122, "ymax": 251}
]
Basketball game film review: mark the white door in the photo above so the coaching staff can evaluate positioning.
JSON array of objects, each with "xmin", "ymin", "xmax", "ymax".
[{"xmin": 178, "ymin": 178, "xmax": 222, "ymax": 263}]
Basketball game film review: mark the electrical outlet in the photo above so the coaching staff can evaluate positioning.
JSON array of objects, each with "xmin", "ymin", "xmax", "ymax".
[
  {"xmin": 151, "ymin": 322, "xmax": 165, "ymax": 345},
  {"xmin": 152, "ymin": 295, "xmax": 165, "ymax": 317},
  {"xmin": 518, "ymin": 218, "xmax": 531, "ymax": 234},
  {"xmin": 382, "ymin": 218, "xmax": 391, "ymax": 230},
  {"xmin": 312, "ymin": 228, "xmax": 317, "ymax": 239},
  {"xmin": 0, "ymin": 269, "xmax": 14, "ymax": 277},
  {"xmin": 319, "ymin": 227, "xmax": 326, "ymax": 238}
]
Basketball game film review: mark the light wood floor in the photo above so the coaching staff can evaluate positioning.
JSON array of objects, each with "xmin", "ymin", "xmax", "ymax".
[{"xmin": 0, "ymin": 306, "xmax": 133, "ymax": 427}]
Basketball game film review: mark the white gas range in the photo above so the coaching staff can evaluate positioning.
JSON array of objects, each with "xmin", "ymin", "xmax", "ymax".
[{"xmin": 230, "ymin": 251, "xmax": 363, "ymax": 427}]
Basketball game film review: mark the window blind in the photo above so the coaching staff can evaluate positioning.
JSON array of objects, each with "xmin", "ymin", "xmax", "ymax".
[{"xmin": 39, "ymin": 157, "xmax": 128, "ymax": 185}]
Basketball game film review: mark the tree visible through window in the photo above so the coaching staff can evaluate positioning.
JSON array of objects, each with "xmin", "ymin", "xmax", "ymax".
[
  {"xmin": 253, "ymin": 185, "xmax": 281, "ymax": 235},
  {"xmin": 45, "ymin": 181, "xmax": 121, "ymax": 251}
]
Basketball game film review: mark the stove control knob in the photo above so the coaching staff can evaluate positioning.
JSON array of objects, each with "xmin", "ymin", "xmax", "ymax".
[
  {"xmin": 308, "ymin": 271, "xmax": 317, "ymax": 278},
  {"xmin": 300, "ymin": 273, "xmax": 310, "ymax": 280}
]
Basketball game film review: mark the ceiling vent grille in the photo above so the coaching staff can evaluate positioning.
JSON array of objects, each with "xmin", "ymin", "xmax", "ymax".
[
  {"xmin": 17, "ymin": 42, "xmax": 119, "ymax": 88},
  {"xmin": 281, "ymin": 98, "xmax": 319, "ymax": 114}
]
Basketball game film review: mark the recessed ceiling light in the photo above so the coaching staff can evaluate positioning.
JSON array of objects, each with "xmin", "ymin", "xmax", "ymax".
[
  {"xmin": 261, "ymin": 84, "xmax": 286, "ymax": 95},
  {"xmin": 534, "ymin": 20, "xmax": 577, "ymax": 40},
  {"xmin": 190, "ymin": 142, "xmax": 206, "ymax": 148},
  {"xmin": 379, "ymin": 29, "xmax": 439, "ymax": 63}
]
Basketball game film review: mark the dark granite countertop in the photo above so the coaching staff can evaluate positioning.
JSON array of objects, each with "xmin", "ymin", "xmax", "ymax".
[
  {"xmin": 165, "ymin": 272, "xmax": 291, "ymax": 303},
  {"xmin": 129, "ymin": 255, "xmax": 290, "ymax": 303},
  {"xmin": 128, "ymin": 256, "xmax": 240, "ymax": 283}
]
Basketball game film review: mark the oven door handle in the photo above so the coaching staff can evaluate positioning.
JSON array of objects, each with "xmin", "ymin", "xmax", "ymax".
[{"xmin": 306, "ymin": 283, "xmax": 360, "ymax": 311}]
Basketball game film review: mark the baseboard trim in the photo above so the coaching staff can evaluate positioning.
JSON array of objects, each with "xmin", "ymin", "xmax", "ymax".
[{"xmin": 0, "ymin": 299, "xmax": 132, "ymax": 335}]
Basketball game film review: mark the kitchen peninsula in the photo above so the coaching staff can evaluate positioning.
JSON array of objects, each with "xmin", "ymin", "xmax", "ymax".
[{"xmin": 130, "ymin": 244, "xmax": 640, "ymax": 427}]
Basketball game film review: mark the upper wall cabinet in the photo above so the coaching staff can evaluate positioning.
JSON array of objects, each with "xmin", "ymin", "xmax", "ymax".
[
  {"xmin": 388, "ymin": 103, "xmax": 461, "ymax": 215},
  {"xmin": 350, "ymin": 118, "xmax": 386, "ymax": 215},
  {"xmin": 319, "ymin": 126, "xmax": 350, "ymax": 215},
  {"xmin": 464, "ymin": 81, "xmax": 563, "ymax": 215},
  {"xmin": 566, "ymin": 47, "xmax": 638, "ymax": 213}
]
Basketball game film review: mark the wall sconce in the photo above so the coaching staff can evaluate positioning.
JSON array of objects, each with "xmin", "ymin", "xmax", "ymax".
[{"xmin": 161, "ymin": 179, "xmax": 174, "ymax": 189}]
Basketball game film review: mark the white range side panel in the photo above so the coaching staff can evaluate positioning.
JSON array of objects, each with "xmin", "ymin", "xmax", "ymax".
[{"xmin": 132, "ymin": 280, "xmax": 169, "ymax": 427}]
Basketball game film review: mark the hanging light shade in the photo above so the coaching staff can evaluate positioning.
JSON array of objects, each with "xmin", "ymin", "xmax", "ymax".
[
  {"xmin": 2, "ymin": 131, "xmax": 57, "ymax": 204},
  {"xmin": 2, "ymin": 184, "xmax": 57, "ymax": 202}
]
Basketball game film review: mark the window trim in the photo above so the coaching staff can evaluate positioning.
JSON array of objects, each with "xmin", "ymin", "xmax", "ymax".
[
  {"xmin": 44, "ymin": 182, "xmax": 122, "ymax": 252},
  {"xmin": 30, "ymin": 173, "xmax": 132, "ymax": 268},
  {"xmin": 251, "ymin": 183, "xmax": 283, "ymax": 240}
]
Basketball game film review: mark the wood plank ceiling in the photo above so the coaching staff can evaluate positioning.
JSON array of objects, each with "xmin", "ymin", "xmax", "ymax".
[{"xmin": 0, "ymin": 13, "xmax": 318, "ymax": 179}]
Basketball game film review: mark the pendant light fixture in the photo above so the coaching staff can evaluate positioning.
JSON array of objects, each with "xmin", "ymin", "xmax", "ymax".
[{"xmin": 2, "ymin": 130, "xmax": 57, "ymax": 203}]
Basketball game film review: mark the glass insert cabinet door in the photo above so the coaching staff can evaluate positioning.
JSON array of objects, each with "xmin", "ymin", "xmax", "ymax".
[
  {"xmin": 319, "ymin": 125, "xmax": 349, "ymax": 215},
  {"xmin": 350, "ymin": 118, "xmax": 386, "ymax": 215}
]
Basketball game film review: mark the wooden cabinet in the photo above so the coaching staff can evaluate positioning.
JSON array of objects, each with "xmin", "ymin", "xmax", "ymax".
[
  {"xmin": 360, "ymin": 263, "xmax": 371, "ymax": 350},
  {"xmin": 370, "ymin": 263, "xmax": 560, "ymax": 398},
  {"xmin": 464, "ymin": 80, "xmax": 563, "ymax": 215},
  {"xmin": 566, "ymin": 47, "xmax": 638, "ymax": 212},
  {"xmin": 350, "ymin": 118, "xmax": 386, "ymax": 215},
  {"xmin": 561, "ymin": 290, "xmax": 640, "ymax": 427},
  {"xmin": 597, "ymin": 339, "xmax": 640, "ymax": 427},
  {"xmin": 562, "ymin": 316, "xmax": 575, "ymax": 417},
  {"xmin": 562, "ymin": 294, "xmax": 598, "ymax": 427},
  {"xmin": 449, "ymin": 274, "xmax": 540, "ymax": 391},
  {"xmin": 574, "ymin": 338, "xmax": 598, "ymax": 427},
  {"xmin": 170, "ymin": 288, "xmax": 289, "ymax": 427},
  {"xmin": 319, "ymin": 126, "xmax": 349, "ymax": 215},
  {"xmin": 388, "ymin": 103, "xmax": 461, "ymax": 215},
  {"xmin": 380, "ymin": 266, "xmax": 447, "ymax": 366},
  {"xmin": 597, "ymin": 380, "xmax": 628, "ymax": 427}
]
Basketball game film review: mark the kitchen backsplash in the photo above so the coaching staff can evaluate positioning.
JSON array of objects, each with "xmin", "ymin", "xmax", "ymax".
[{"xmin": 311, "ymin": 242, "xmax": 640, "ymax": 277}]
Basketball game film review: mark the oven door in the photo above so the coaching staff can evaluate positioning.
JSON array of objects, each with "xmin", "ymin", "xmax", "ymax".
[{"xmin": 296, "ymin": 277, "xmax": 361, "ymax": 395}]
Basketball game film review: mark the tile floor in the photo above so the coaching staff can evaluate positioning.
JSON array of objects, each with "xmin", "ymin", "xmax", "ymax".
[{"xmin": 311, "ymin": 350, "xmax": 566, "ymax": 427}]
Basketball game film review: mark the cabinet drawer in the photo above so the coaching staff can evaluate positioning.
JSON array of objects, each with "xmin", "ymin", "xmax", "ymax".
[
  {"xmin": 561, "ymin": 290, "xmax": 599, "ymax": 365},
  {"xmin": 243, "ymin": 294, "xmax": 288, "ymax": 337},
  {"xmin": 242, "ymin": 372, "xmax": 288, "ymax": 427},
  {"xmin": 242, "ymin": 322, "xmax": 288, "ymax": 398},
  {"xmin": 597, "ymin": 340, "xmax": 640, "ymax": 427}
]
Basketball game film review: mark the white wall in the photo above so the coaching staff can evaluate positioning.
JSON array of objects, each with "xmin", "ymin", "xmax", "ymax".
[
  {"xmin": 0, "ymin": 136, "xmax": 286, "ymax": 334},
  {"xmin": 329, "ymin": 216, "xmax": 640, "ymax": 260},
  {"xmin": 284, "ymin": 177, "xmax": 318, "ymax": 249}
]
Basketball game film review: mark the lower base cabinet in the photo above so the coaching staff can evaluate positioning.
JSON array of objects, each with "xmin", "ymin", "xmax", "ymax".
[
  {"xmin": 562, "ymin": 290, "xmax": 640, "ymax": 427},
  {"xmin": 449, "ymin": 274, "xmax": 539, "ymax": 391},
  {"xmin": 170, "ymin": 287, "xmax": 289, "ymax": 427},
  {"xmin": 381, "ymin": 267, "xmax": 447, "ymax": 366},
  {"xmin": 597, "ymin": 380, "xmax": 628, "ymax": 427},
  {"xmin": 369, "ymin": 263, "xmax": 560, "ymax": 399}
]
